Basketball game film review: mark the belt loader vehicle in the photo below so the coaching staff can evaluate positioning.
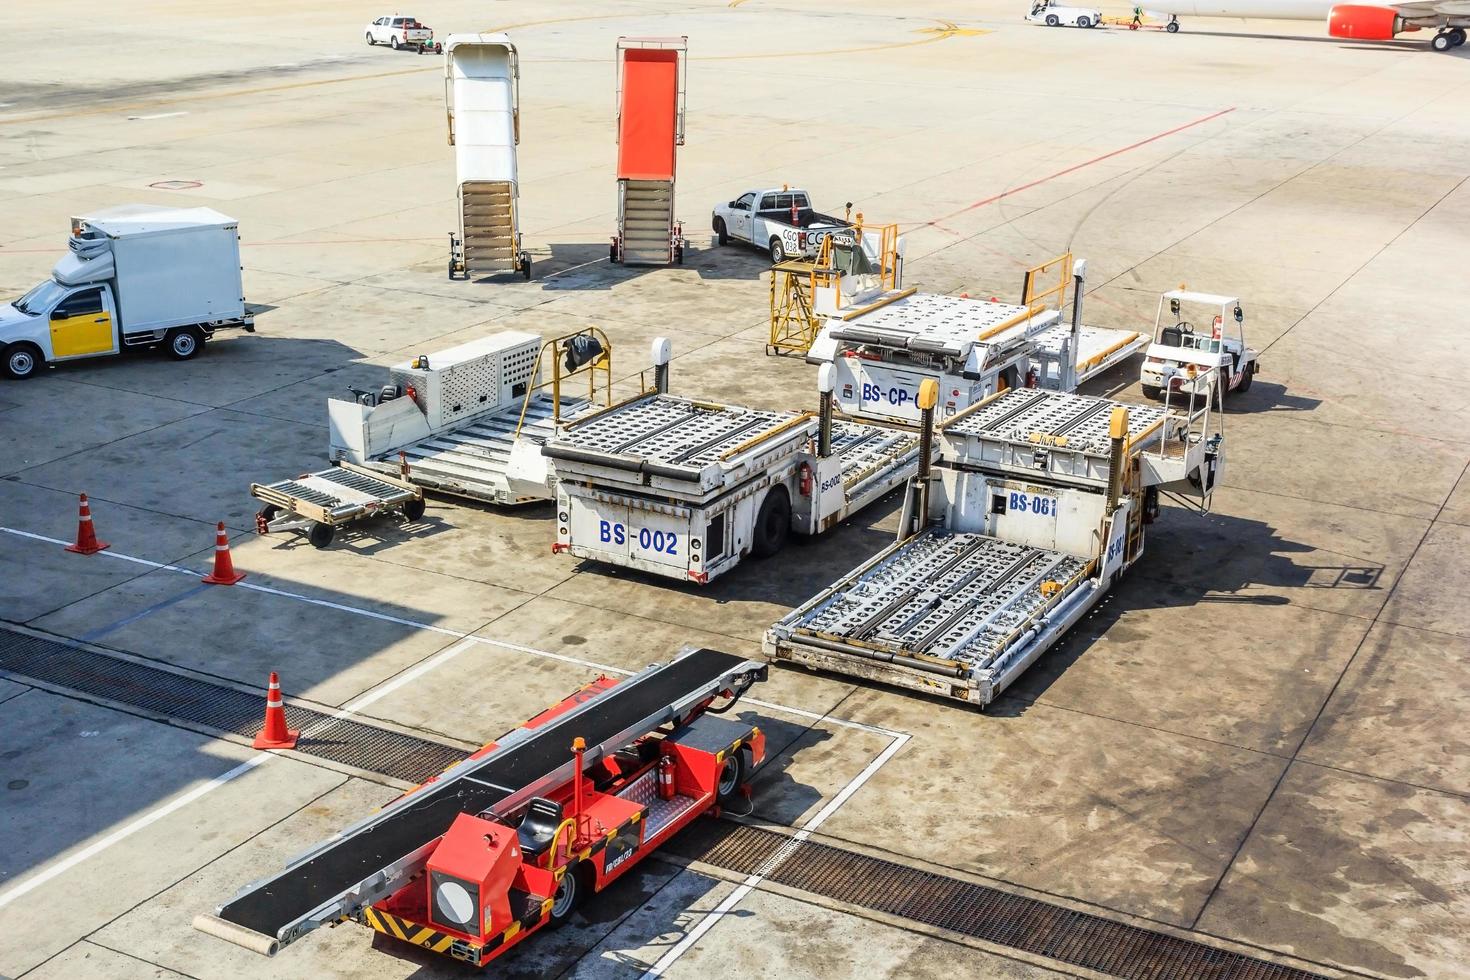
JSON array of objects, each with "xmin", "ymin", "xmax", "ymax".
[
  {"xmin": 445, "ymin": 35, "xmax": 531, "ymax": 280},
  {"xmin": 807, "ymin": 255, "xmax": 1148, "ymax": 427},
  {"xmin": 1141, "ymin": 289, "xmax": 1258, "ymax": 406},
  {"xmin": 328, "ymin": 329, "xmax": 615, "ymax": 506},
  {"xmin": 712, "ymin": 186, "xmax": 854, "ymax": 264},
  {"xmin": 764, "ymin": 382, "xmax": 1226, "ymax": 706},
  {"xmin": 544, "ymin": 374, "xmax": 922, "ymax": 584},
  {"xmin": 610, "ymin": 37, "xmax": 689, "ymax": 266},
  {"xmin": 2, "ymin": 205, "xmax": 254, "ymax": 379},
  {"xmin": 195, "ymin": 649, "xmax": 767, "ymax": 968}
]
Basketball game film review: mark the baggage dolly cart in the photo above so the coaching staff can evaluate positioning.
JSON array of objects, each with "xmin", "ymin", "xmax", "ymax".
[{"xmin": 251, "ymin": 462, "xmax": 425, "ymax": 549}]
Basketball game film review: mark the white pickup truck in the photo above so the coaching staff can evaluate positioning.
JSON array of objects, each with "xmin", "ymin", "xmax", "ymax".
[
  {"xmin": 711, "ymin": 188, "xmax": 852, "ymax": 264},
  {"xmin": 365, "ymin": 15, "xmax": 440, "ymax": 53}
]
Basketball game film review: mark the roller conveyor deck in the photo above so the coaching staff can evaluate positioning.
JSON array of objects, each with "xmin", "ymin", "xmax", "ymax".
[{"xmin": 211, "ymin": 648, "xmax": 762, "ymax": 949}]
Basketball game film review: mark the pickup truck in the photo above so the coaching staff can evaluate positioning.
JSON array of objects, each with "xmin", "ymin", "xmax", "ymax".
[
  {"xmin": 711, "ymin": 188, "xmax": 852, "ymax": 263},
  {"xmin": 365, "ymin": 15, "xmax": 440, "ymax": 53}
]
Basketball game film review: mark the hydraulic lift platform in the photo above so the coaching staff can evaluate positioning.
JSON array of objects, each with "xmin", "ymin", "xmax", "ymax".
[{"xmin": 196, "ymin": 649, "xmax": 766, "ymax": 963}]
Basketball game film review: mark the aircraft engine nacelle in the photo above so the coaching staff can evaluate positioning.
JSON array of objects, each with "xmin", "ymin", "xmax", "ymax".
[{"xmin": 1328, "ymin": 4, "xmax": 1406, "ymax": 39}]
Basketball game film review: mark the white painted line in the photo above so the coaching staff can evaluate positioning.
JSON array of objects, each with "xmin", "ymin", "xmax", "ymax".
[
  {"xmin": 0, "ymin": 627, "xmax": 482, "ymax": 911},
  {"xmin": 0, "ymin": 754, "xmax": 270, "ymax": 910},
  {"xmin": 127, "ymin": 111, "xmax": 188, "ymax": 120},
  {"xmin": 0, "ymin": 526, "xmax": 903, "ymax": 738},
  {"xmin": 640, "ymin": 731, "xmax": 912, "ymax": 978}
]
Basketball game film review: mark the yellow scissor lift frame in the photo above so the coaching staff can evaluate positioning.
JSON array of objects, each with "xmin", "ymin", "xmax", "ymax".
[{"xmin": 766, "ymin": 215, "xmax": 902, "ymax": 356}]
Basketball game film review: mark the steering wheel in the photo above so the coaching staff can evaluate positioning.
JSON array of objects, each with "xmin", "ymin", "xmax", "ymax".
[{"xmin": 1175, "ymin": 321, "xmax": 1195, "ymax": 335}]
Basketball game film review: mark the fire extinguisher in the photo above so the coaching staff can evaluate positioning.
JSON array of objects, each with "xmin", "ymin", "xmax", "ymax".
[
  {"xmin": 798, "ymin": 461, "xmax": 813, "ymax": 497},
  {"xmin": 1025, "ymin": 367, "xmax": 1039, "ymax": 388},
  {"xmin": 657, "ymin": 754, "xmax": 676, "ymax": 801}
]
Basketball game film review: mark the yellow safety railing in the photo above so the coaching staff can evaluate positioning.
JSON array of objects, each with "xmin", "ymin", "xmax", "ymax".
[
  {"xmin": 513, "ymin": 327, "xmax": 614, "ymax": 438},
  {"xmin": 1021, "ymin": 251, "xmax": 1073, "ymax": 316}
]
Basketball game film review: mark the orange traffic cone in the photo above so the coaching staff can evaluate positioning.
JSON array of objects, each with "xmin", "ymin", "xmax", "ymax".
[
  {"xmin": 64, "ymin": 494, "xmax": 110, "ymax": 555},
  {"xmin": 202, "ymin": 522, "xmax": 246, "ymax": 585},
  {"xmin": 252, "ymin": 671, "xmax": 299, "ymax": 750}
]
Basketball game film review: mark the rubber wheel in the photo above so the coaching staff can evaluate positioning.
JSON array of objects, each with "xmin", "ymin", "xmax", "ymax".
[
  {"xmin": 390, "ymin": 35, "xmax": 400, "ymax": 49},
  {"xmin": 1141, "ymin": 384, "xmax": 1162, "ymax": 400},
  {"xmin": 1236, "ymin": 363, "xmax": 1254, "ymax": 393},
  {"xmin": 166, "ymin": 327, "xmax": 204, "ymax": 361},
  {"xmin": 1450, "ymin": 27, "xmax": 1466, "ymax": 45},
  {"xmin": 402, "ymin": 497, "xmax": 426, "ymax": 521},
  {"xmin": 307, "ymin": 522, "xmax": 335, "ymax": 549},
  {"xmin": 674, "ymin": 245, "xmax": 684, "ymax": 265},
  {"xmin": 366, "ymin": 32, "xmax": 375, "ymax": 45},
  {"xmin": 1166, "ymin": 20, "xmax": 1179, "ymax": 32},
  {"xmin": 751, "ymin": 486, "xmax": 791, "ymax": 558},
  {"xmin": 610, "ymin": 241, "xmax": 619, "ymax": 262},
  {"xmin": 769, "ymin": 237, "xmax": 786, "ymax": 264},
  {"xmin": 2, "ymin": 343, "xmax": 43, "ymax": 380},
  {"xmin": 1046, "ymin": 14, "xmax": 1060, "ymax": 25},
  {"xmin": 714, "ymin": 218, "xmax": 728, "ymax": 245},
  {"xmin": 716, "ymin": 749, "xmax": 747, "ymax": 802},
  {"xmin": 1076, "ymin": 15, "xmax": 1092, "ymax": 27},
  {"xmin": 1432, "ymin": 32, "xmax": 1452, "ymax": 51},
  {"xmin": 549, "ymin": 863, "xmax": 587, "ymax": 926},
  {"xmin": 522, "ymin": 256, "xmax": 532, "ymax": 280},
  {"xmin": 447, "ymin": 260, "xmax": 456, "ymax": 280}
]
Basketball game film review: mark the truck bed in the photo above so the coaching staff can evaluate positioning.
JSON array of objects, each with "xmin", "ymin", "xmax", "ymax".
[{"xmin": 765, "ymin": 528, "xmax": 1095, "ymax": 705}]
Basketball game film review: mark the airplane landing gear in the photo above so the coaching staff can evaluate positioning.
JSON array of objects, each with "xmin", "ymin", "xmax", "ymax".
[{"xmin": 1166, "ymin": 15, "xmax": 1180, "ymax": 32}]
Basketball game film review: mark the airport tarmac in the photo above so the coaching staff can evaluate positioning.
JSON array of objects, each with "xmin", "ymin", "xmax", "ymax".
[{"xmin": 1, "ymin": 1, "xmax": 1467, "ymax": 978}]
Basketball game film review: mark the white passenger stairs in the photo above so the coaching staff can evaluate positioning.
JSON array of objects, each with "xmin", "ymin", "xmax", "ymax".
[
  {"xmin": 460, "ymin": 181, "xmax": 518, "ymax": 275},
  {"xmin": 619, "ymin": 179, "xmax": 676, "ymax": 265}
]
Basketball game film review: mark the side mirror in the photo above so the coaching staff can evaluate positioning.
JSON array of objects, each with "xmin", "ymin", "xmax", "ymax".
[
  {"xmin": 728, "ymin": 201, "xmax": 738, "ymax": 209},
  {"xmin": 1233, "ymin": 304, "xmax": 1243, "ymax": 323},
  {"xmin": 51, "ymin": 310, "xmax": 70, "ymax": 320},
  {"xmin": 1169, "ymin": 299, "xmax": 1180, "ymax": 317}
]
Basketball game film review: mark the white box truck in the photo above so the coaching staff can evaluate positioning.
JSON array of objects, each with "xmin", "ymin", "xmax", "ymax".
[{"xmin": 0, "ymin": 205, "xmax": 253, "ymax": 379}]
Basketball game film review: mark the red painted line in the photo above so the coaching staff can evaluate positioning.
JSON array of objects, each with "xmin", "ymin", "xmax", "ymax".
[{"xmin": 913, "ymin": 106, "xmax": 1236, "ymax": 230}]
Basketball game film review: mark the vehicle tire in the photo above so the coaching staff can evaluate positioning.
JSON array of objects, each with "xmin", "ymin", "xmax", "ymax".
[
  {"xmin": 1166, "ymin": 20, "xmax": 1180, "ymax": 32},
  {"xmin": 390, "ymin": 35, "xmax": 400, "ymax": 49},
  {"xmin": 548, "ymin": 863, "xmax": 588, "ymax": 926},
  {"xmin": 1450, "ymin": 27, "xmax": 1466, "ymax": 45},
  {"xmin": 610, "ymin": 241, "xmax": 619, "ymax": 262},
  {"xmin": 307, "ymin": 522, "xmax": 335, "ymax": 549},
  {"xmin": 768, "ymin": 237, "xmax": 785, "ymax": 264},
  {"xmin": 1141, "ymin": 384, "xmax": 1162, "ymax": 401},
  {"xmin": 1076, "ymin": 15, "xmax": 1092, "ymax": 27},
  {"xmin": 751, "ymin": 486, "xmax": 791, "ymax": 558},
  {"xmin": 1046, "ymin": 14, "xmax": 1060, "ymax": 25},
  {"xmin": 166, "ymin": 326, "xmax": 205, "ymax": 360},
  {"xmin": 366, "ymin": 32, "xmax": 375, "ymax": 45},
  {"xmin": 2, "ymin": 342, "xmax": 43, "ymax": 380},
  {"xmin": 1432, "ymin": 31, "xmax": 1452, "ymax": 51},
  {"xmin": 714, "ymin": 218, "xmax": 728, "ymax": 245},
  {"xmin": 716, "ymin": 748, "xmax": 747, "ymax": 802},
  {"xmin": 402, "ymin": 497, "xmax": 426, "ymax": 522},
  {"xmin": 674, "ymin": 244, "xmax": 684, "ymax": 265},
  {"xmin": 521, "ymin": 255, "xmax": 533, "ymax": 280},
  {"xmin": 1236, "ymin": 363, "xmax": 1254, "ymax": 393}
]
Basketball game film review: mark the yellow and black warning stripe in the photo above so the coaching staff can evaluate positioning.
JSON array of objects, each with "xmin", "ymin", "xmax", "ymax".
[
  {"xmin": 555, "ymin": 807, "xmax": 648, "ymax": 876},
  {"xmin": 358, "ymin": 906, "xmax": 459, "ymax": 955},
  {"xmin": 714, "ymin": 728, "xmax": 759, "ymax": 766}
]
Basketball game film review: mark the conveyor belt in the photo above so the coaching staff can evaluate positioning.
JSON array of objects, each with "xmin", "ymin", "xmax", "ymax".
[{"xmin": 214, "ymin": 648, "xmax": 758, "ymax": 946}]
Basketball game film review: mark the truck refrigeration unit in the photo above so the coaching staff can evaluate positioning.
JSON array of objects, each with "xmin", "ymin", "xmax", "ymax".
[
  {"xmin": 1, "ymin": 205, "xmax": 253, "ymax": 379},
  {"xmin": 765, "ymin": 380, "xmax": 1227, "ymax": 706}
]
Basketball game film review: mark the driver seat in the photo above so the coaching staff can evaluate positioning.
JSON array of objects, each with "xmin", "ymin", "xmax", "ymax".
[
  {"xmin": 1160, "ymin": 325, "xmax": 1184, "ymax": 348},
  {"xmin": 517, "ymin": 797, "xmax": 564, "ymax": 856}
]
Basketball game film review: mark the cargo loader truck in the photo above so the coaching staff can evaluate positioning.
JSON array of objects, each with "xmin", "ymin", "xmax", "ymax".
[
  {"xmin": 807, "ymin": 254, "xmax": 1148, "ymax": 427},
  {"xmin": 544, "ymin": 363, "xmax": 923, "ymax": 584},
  {"xmin": 1, "ymin": 205, "xmax": 254, "ymax": 379},
  {"xmin": 196, "ymin": 649, "xmax": 767, "ymax": 968},
  {"xmin": 764, "ymin": 379, "xmax": 1226, "ymax": 706}
]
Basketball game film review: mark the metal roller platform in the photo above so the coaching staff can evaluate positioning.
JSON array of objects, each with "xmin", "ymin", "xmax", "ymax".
[
  {"xmin": 780, "ymin": 530, "xmax": 1087, "ymax": 674},
  {"xmin": 945, "ymin": 388, "xmax": 1167, "ymax": 450},
  {"xmin": 1034, "ymin": 322, "xmax": 1147, "ymax": 384},
  {"xmin": 827, "ymin": 293, "xmax": 1052, "ymax": 356},
  {"xmin": 556, "ymin": 395, "xmax": 791, "ymax": 471},
  {"xmin": 209, "ymin": 649, "xmax": 764, "ymax": 952}
]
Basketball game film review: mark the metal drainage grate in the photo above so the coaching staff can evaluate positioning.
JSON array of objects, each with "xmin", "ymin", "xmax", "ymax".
[
  {"xmin": 692, "ymin": 824, "xmax": 1328, "ymax": 980},
  {"xmin": 0, "ymin": 627, "xmax": 468, "ymax": 783}
]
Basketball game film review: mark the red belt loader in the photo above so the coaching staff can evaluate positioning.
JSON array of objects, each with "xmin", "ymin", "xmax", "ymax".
[
  {"xmin": 194, "ymin": 650, "xmax": 766, "ymax": 967},
  {"xmin": 610, "ymin": 37, "xmax": 688, "ymax": 266}
]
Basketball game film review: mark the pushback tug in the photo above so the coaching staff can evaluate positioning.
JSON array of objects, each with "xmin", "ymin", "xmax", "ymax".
[{"xmin": 195, "ymin": 650, "xmax": 766, "ymax": 967}]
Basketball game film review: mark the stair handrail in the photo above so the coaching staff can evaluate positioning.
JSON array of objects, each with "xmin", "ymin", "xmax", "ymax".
[{"xmin": 513, "ymin": 327, "xmax": 615, "ymax": 439}]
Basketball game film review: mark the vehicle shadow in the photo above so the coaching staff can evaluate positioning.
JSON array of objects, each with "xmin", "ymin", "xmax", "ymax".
[{"xmin": 533, "ymin": 239, "xmax": 771, "ymax": 292}]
